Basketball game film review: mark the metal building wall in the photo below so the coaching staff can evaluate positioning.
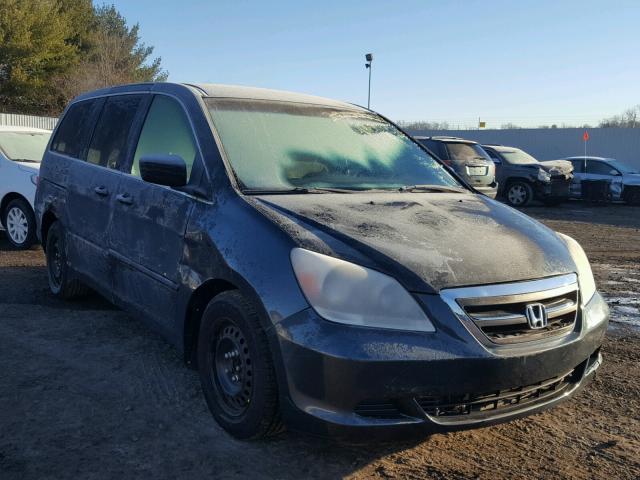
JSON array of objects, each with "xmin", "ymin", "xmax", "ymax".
[
  {"xmin": 408, "ymin": 128, "xmax": 640, "ymax": 169},
  {"xmin": 0, "ymin": 113, "xmax": 58, "ymax": 130}
]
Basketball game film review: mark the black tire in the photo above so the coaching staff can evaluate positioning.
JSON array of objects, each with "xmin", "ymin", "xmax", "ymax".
[
  {"xmin": 505, "ymin": 181, "xmax": 534, "ymax": 207},
  {"xmin": 624, "ymin": 189, "xmax": 640, "ymax": 206},
  {"xmin": 45, "ymin": 221, "xmax": 90, "ymax": 299},
  {"xmin": 2, "ymin": 198, "xmax": 36, "ymax": 249},
  {"xmin": 197, "ymin": 291, "xmax": 283, "ymax": 439}
]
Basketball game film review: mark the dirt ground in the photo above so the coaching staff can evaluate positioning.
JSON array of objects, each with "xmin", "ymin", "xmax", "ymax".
[{"xmin": 0, "ymin": 202, "xmax": 639, "ymax": 480}]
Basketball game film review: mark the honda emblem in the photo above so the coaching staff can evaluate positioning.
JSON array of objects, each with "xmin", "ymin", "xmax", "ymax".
[{"xmin": 525, "ymin": 303, "xmax": 548, "ymax": 329}]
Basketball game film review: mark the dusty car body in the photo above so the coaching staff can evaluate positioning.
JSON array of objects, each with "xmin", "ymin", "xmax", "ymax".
[
  {"xmin": 482, "ymin": 145, "xmax": 573, "ymax": 207},
  {"xmin": 35, "ymin": 83, "xmax": 607, "ymax": 440},
  {"xmin": 565, "ymin": 156, "xmax": 640, "ymax": 204},
  {"xmin": 415, "ymin": 136, "xmax": 498, "ymax": 198}
]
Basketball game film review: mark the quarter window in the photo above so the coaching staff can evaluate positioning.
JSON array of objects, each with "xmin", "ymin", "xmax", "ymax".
[
  {"xmin": 87, "ymin": 95, "xmax": 143, "ymax": 169},
  {"xmin": 132, "ymin": 95, "xmax": 197, "ymax": 182},
  {"xmin": 51, "ymin": 100, "xmax": 97, "ymax": 158}
]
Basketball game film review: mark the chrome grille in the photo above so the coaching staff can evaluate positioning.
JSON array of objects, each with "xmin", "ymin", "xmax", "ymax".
[{"xmin": 441, "ymin": 274, "xmax": 580, "ymax": 347}]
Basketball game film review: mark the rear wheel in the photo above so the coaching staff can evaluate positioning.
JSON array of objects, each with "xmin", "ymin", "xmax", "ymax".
[
  {"xmin": 505, "ymin": 181, "xmax": 533, "ymax": 207},
  {"xmin": 45, "ymin": 222, "xmax": 89, "ymax": 299},
  {"xmin": 3, "ymin": 198, "xmax": 36, "ymax": 249},
  {"xmin": 197, "ymin": 291, "xmax": 283, "ymax": 439}
]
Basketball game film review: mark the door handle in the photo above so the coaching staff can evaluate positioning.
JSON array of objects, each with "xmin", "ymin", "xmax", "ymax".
[
  {"xmin": 116, "ymin": 193, "xmax": 133, "ymax": 205},
  {"xmin": 94, "ymin": 186, "xmax": 109, "ymax": 197}
]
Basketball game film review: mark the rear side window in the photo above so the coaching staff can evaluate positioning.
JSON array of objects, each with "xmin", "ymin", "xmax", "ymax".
[
  {"xmin": 420, "ymin": 139, "xmax": 445, "ymax": 159},
  {"xmin": 131, "ymin": 95, "xmax": 197, "ymax": 182},
  {"xmin": 484, "ymin": 148, "xmax": 499, "ymax": 160},
  {"xmin": 51, "ymin": 100, "xmax": 96, "ymax": 158},
  {"xmin": 87, "ymin": 95, "xmax": 143, "ymax": 169}
]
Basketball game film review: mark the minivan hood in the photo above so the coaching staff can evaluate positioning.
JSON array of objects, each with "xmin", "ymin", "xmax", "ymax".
[{"xmin": 253, "ymin": 192, "xmax": 575, "ymax": 293}]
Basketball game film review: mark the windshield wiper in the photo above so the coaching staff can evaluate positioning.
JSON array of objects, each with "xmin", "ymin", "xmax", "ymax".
[
  {"xmin": 399, "ymin": 184, "xmax": 466, "ymax": 193},
  {"xmin": 12, "ymin": 158, "xmax": 40, "ymax": 163},
  {"xmin": 241, "ymin": 186, "xmax": 355, "ymax": 195}
]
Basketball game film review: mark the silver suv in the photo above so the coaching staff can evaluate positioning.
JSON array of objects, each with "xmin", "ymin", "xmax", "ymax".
[{"xmin": 415, "ymin": 136, "xmax": 498, "ymax": 198}]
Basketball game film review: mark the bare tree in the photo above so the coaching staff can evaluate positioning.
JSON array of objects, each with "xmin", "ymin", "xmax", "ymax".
[{"xmin": 599, "ymin": 105, "xmax": 640, "ymax": 128}]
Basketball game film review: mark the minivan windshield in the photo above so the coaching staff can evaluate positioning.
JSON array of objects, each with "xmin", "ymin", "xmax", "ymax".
[
  {"xmin": 500, "ymin": 148, "xmax": 539, "ymax": 165},
  {"xmin": 0, "ymin": 131, "xmax": 51, "ymax": 163},
  {"xmin": 205, "ymin": 99, "xmax": 461, "ymax": 192}
]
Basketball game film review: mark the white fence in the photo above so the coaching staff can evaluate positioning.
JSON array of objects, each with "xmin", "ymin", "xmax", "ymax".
[
  {"xmin": 407, "ymin": 127, "xmax": 640, "ymax": 170},
  {"xmin": 0, "ymin": 113, "xmax": 58, "ymax": 130}
]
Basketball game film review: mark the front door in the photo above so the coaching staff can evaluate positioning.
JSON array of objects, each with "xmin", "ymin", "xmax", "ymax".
[
  {"xmin": 109, "ymin": 94, "xmax": 200, "ymax": 333},
  {"xmin": 585, "ymin": 161, "xmax": 623, "ymax": 200}
]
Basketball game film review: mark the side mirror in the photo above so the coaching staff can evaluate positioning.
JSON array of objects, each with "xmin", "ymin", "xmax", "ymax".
[
  {"xmin": 609, "ymin": 169, "xmax": 621, "ymax": 176},
  {"xmin": 492, "ymin": 159, "xmax": 502, "ymax": 165},
  {"xmin": 139, "ymin": 154, "xmax": 187, "ymax": 187}
]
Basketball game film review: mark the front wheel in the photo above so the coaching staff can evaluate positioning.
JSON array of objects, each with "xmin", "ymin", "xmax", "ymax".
[
  {"xmin": 197, "ymin": 291, "xmax": 283, "ymax": 439},
  {"xmin": 505, "ymin": 181, "xmax": 534, "ymax": 207},
  {"xmin": 3, "ymin": 198, "xmax": 36, "ymax": 249},
  {"xmin": 624, "ymin": 188, "xmax": 640, "ymax": 206}
]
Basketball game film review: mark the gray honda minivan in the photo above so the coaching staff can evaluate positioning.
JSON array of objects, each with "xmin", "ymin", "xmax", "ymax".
[{"xmin": 35, "ymin": 83, "xmax": 608, "ymax": 440}]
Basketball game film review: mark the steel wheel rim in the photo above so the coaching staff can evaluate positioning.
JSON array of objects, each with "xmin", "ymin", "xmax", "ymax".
[
  {"xmin": 508, "ymin": 185, "xmax": 526, "ymax": 205},
  {"xmin": 7, "ymin": 207, "xmax": 28, "ymax": 244},
  {"xmin": 210, "ymin": 320, "xmax": 253, "ymax": 417}
]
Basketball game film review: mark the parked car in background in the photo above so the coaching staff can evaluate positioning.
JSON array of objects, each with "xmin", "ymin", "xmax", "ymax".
[
  {"xmin": 564, "ymin": 156, "xmax": 640, "ymax": 205},
  {"xmin": 36, "ymin": 83, "xmax": 607, "ymax": 440},
  {"xmin": 0, "ymin": 126, "xmax": 51, "ymax": 248},
  {"xmin": 482, "ymin": 145, "xmax": 573, "ymax": 207},
  {"xmin": 415, "ymin": 136, "xmax": 498, "ymax": 198}
]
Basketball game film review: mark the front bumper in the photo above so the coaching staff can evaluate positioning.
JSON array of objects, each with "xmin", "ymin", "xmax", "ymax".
[
  {"xmin": 474, "ymin": 182, "xmax": 499, "ymax": 199},
  {"xmin": 535, "ymin": 177, "xmax": 571, "ymax": 199},
  {"xmin": 274, "ymin": 292, "xmax": 607, "ymax": 439}
]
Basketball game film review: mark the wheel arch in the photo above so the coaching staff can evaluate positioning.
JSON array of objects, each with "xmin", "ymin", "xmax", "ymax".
[
  {"xmin": 0, "ymin": 192, "xmax": 32, "ymax": 228},
  {"xmin": 183, "ymin": 278, "xmax": 239, "ymax": 367},
  {"xmin": 505, "ymin": 176, "xmax": 534, "ymax": 188},
  {"xmin": 40, "ymin": 209, "xmax": 59, "ymax": 252}
]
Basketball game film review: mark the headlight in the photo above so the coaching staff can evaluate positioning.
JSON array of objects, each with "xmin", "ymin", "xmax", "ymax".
[
  {"xmin": 30, "ymin": 174, "xmax": 39, "ymax": 186},
  {"xmin": 557, "ymin": 233, "xmax": 596, "ymax": 304},
  {"xmin": 583, "ymin": 292, "xmax": 609, "ymax": 330},
  {"xmin": 290, "ymin": 248, "xmax": 435, "ymax": 332},
  {"xmin": 537, "ymin": 169, "xmax": 551, "ymax": 182}
]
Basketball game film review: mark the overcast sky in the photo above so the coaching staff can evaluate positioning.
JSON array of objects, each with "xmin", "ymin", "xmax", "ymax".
[{"xmin": 110, "ymin": 0, "xmax": 640, "ymax": 128}]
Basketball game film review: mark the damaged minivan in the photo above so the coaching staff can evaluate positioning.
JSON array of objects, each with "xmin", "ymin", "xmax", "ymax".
[{"xmin": 35, "ymin": 83, "xmax": 608, "ymax": 440}]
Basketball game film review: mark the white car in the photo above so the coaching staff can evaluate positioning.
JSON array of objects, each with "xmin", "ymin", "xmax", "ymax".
[{"xmin": 0, "ymin": 126, "xmax": 52, "ymax": 249}]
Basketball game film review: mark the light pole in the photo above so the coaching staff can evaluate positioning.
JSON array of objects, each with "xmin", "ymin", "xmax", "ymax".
[{"xmin": 365, "ymin": 53, "xmax": 373, "ymax": 109}]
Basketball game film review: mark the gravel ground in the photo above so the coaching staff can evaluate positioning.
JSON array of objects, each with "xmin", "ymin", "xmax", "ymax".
[{"xmin": 0, "ymin": 202, "xmax": 639, "ymax": 479}]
